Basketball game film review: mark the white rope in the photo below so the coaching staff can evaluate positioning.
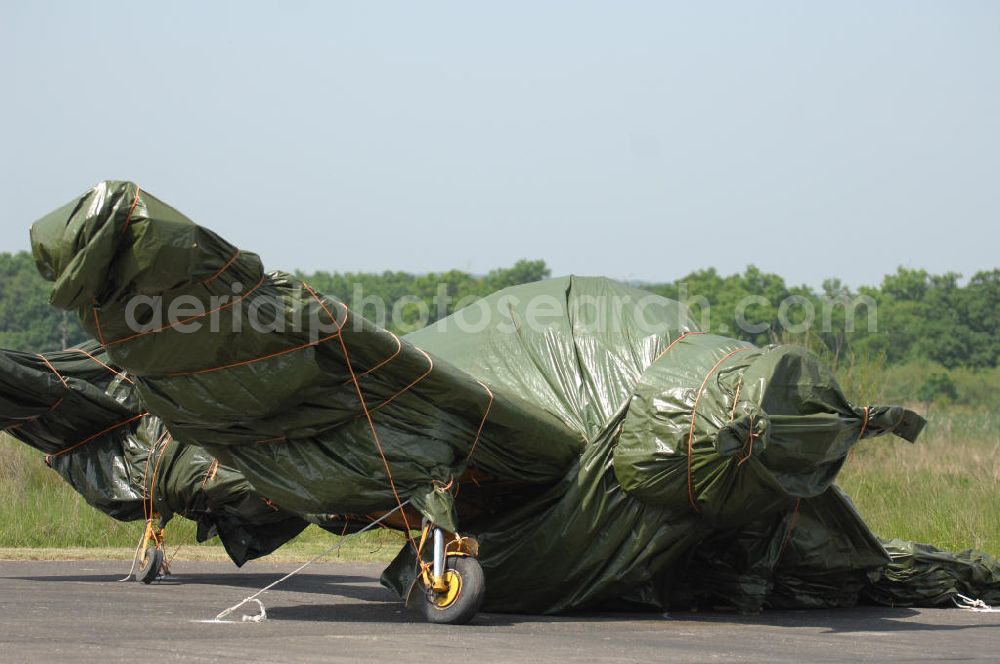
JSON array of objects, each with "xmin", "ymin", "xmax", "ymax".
[
  {"xmin": 211, "ymin": 500, "xmax": 410, "ymax": 623},
  {"xmin": 240, "ymin": 599, "xmax": 267, "ymax": 623},
  {"xmin": 118, "ymin": 528, "xmax": 147, "ymax": 582},
  {"xmin": 954, "ymin": 593, "xmax": 998, "ymax": 612}
]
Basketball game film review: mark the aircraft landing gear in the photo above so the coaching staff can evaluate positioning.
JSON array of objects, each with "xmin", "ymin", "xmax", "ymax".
[
  {"xmin": 134, "ymin": 516, "xmax": 167, "ymax": 584},
  {"xmin": 411, "ymin": 524, "xmax": 485, "ymax": 624}
]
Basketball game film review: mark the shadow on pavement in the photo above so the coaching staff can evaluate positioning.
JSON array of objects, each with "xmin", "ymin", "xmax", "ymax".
[{"xmin": 10, "ymin": 571, "xmax": 395, "ymax": 602}]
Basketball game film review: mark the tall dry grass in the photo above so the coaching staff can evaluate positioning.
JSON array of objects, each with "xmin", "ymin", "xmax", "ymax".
[
  {"xmin": 829, "ymin": 351, "xmax": 1000, "ymax": 555},
  {"xmin": 838, "ymin": 408, "xmax": 1000, "ymax": 554}
]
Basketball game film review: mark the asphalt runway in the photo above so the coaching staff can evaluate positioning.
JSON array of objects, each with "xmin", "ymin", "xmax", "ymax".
[{"xmin": 1, "ymin": 560, "xmax": 998, "ymax": 662}]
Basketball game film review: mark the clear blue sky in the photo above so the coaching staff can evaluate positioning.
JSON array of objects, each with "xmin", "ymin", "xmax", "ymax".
[{"xmin": 2, "ymin": 1, "xmax": 997, "ymax": 288}]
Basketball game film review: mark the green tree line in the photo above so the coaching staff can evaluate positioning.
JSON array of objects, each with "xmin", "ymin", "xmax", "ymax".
[{"xmin": 3, "ymin": 250, "xmax": 999, "ymax": 374}]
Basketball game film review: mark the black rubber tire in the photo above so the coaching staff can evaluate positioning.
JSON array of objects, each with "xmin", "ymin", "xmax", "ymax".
[
  {"xmin": 418, "ymin": 556, "xmax": 485, "ymax": 625},
  {"xmin": 136, "ymin": 546, "xmax": 163, "ymax": 584}
]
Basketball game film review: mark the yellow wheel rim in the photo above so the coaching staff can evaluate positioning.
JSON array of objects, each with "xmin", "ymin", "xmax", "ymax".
[{"xmin": 430, "ymin": 570, "xmax": 462, "ymax": 609}]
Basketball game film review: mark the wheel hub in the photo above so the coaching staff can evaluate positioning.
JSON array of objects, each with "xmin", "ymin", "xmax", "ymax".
[{"xmin": 430, "ymin": 570, "xmax": 462, "ymax": 609}]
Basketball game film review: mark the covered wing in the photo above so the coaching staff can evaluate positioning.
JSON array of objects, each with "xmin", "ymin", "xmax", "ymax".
[
  {"xmin": 0, "ymin": 341, "xmax": 308, "ymax": 565},
  {"xmin": 29, "ymin": 181, "xmax": 582, "ymax": 532}
]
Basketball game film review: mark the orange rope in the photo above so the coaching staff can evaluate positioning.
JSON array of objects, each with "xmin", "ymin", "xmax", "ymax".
[
  {"xmin": 147, "ymin": 434, "xmax": 173, "ymax": 520},
  {"xmin": 165, "ymin": 542, "xmax": 184, "ymax": 571},
  {"xmin": 52, "ymin": 412, "xmax": 149, "ymax": 458},
  {"xmin": 886, "ymin": 410, "xmax": 906, "ymax": 434},
  {"xmin": 12, "ymin": 390, "xmax": 68, "ymax": 430},
  {"xmin": 685, "ymin": 347, "xmax": 751, "ymax": 512},
  {"xmin": 731, "ymin": 375, "xmax": 752, "ymax": 466},
  {"xmin": 201, "ymin": 249, "xmax": 241, "ymax": 285},
  {"xmin": 653, "ymin": 330, "xmax": 704, "ymax": 363},
  {"xmin": 342, "ymin": 331, "xmax": 403, "ymax": 383},
  {"xmin": 728, "ymin": 375, "xmax": 744, "ymax": 422},
  {"xmin": 433, "ymin": 478, "xmax": 455, "ymax": 493},
  {"xmin": 141, "ymin": 438, "xmax": 155, "ymax": 519},
  {"xmin": 849, "ymin": 406, "xmax": 872, "ymax": 463},
  {"xmin": 777, "ymin": 498, "xmax": 802, "ymax": 562},
  {"xmin": 736, "ymin": 416, "xmax": 756, "ymax": 466},
  {"xmin": 36, "ymin": 354, "xmax": 68, "ymax": 388},
  {"xmin": 368, "ymin": 346, "xmax": 434, "ymax": 413},
  {"xmin": 99, "ymin": 275, "xmax": 268, "ymax": 349},
  {"xmin": 164, "ymin": 284, "xmax": 346, "ymax": 377},
  {"xmin": 87, "ymin": 184, "xmax": 142, "ymax": 348},
  {"xmin": 255, "ymin": 435, "xmax": 287, "ymax": 445},
  {"xmin": 32, "ymin": 398, "xmax": 67, "ymax": 431},
  {"xmin": 464, "ymin": 381, "xmax": 495, "ymax": 465},
  {"xmin": 142, "ymin": 429, "xmax": 172, "ymax": 520},
  {"xmin": 91, "ymin": 299, "xmax": 108, "ymax": 346},
  {"xmin": 65, "ymin": 347, "xmax": 134, "ymax": 385},
  {"xmin": 120, "ymin": 186, "xmax": 141, "ymax": 236},
  {"xmin": 301, "ymin": 282, "xmax": 417, "ymax": 551},
  {"xmin": 29, "ymin": 351, "xmax": 124, "ymax": 429},
  {"xmin": 200, "ymin": 459, "xmax": 220, "ymax": 489},
  {"xmin": 167, "ymin": 330, "xmax": 343, "ymax": 377}
]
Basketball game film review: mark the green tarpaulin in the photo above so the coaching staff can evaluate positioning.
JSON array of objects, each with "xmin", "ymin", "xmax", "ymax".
[{"xmin": 9, "ymin": 180, "xmax": 997, "ymax": 613}]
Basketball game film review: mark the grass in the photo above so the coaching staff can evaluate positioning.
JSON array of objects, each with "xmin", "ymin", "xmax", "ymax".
[
  {"xmin": 821, "ymin": 352, "xmax": 1000, "ymax": 555},
  {"xmin": 838, "ymin": 407, "xmax": 1000, "ymax": 555},
  {"xmin": 2, "ymin": 403, "xmax": 998, "ymax": 561},
  {"xmin": 0, "ymin": 433, "xmax": 403, "ymax": 561}
]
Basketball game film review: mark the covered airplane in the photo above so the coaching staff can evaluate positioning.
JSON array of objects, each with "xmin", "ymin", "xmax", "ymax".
[{"xmin": 3, "ymin": 181, "xmax": 998, "ymax": 623}]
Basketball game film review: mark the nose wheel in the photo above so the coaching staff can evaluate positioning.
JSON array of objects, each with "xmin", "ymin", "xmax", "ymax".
[
  {"xmin": 134, "ymin": 516, "xmax": 167, "ymax": 584},
  {"xmin": 412, "ymin": 524, "xmax": 485, "ymax": 624},
  {"xmin": 418, "ymin": 554, "xmax": 485, "ymax": 624},
  {"xmin": 136, "ymin": 544, "xmax": 164, "ymax": 584}
]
